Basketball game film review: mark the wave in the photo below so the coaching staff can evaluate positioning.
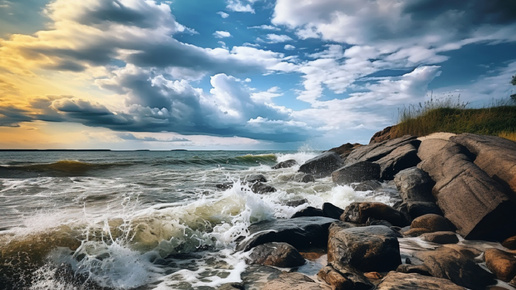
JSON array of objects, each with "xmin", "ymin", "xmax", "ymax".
[{"xmin": 0, "ymin": 160, "xmax": 133, "ymax": 177}]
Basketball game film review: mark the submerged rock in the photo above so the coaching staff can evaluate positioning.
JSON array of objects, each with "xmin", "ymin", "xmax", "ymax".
[
  {"xmin": 299, "ymin": 152, "xmax": 343, "ymax": 178},
  {"xmin": 327, "ymin": 224, "xmax": 401, "ymax": 272},
  {"xmin": 249, "ymin": 242, "xmax": 305, "ymax": 268}
]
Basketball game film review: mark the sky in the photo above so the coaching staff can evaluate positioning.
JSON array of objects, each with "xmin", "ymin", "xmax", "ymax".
[{"xmin": 0, "ymin": 0, "xmax": 515, "ymax": 150}]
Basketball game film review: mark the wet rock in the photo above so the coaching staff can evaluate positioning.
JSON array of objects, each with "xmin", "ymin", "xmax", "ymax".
[
  {"xmin": 418, "ymin": 139, "xmax": 516, "ymax": 240},
  {"xmin": 405, "ymin": 201, "xmax": 442, "ymax": 219},
  {"xmin": 332, "ymin": 162, "xmax": 380, "ymax": 185},
  {"xmin": 299, "ymin": 152, "xmax": 343, "ymax": 178},
  {"xmin": 503, "ymin": 236, "xmax": 516, "ymax": 250},
  {"xmin": 249, "ymin": 242, "xmax": 305, "ymax": 268},
  {"xmin": 272, "ymin": 159, "xmax": 298, "ymax": 169},
  {"xmin": 318, "ymin": 264, "xmax": 373, "ymax": 290},
  {"xmin": 236, "ymin": 216, "xmax": 337, "ymax": 252},
  {"xmin": 341, "ymin": 202, "xmax": 409, "ymax": 227},
  {"xmin": 451, "ymin": 133, "xmax": 516, "ymax": 194},
  {"xmin": 420, "ymin": 231, "xmax": 459, "ymax": 244},
  {"xmin": 291, "ymin": 206, "xmax": 324, "ymax": 218},
  {"xmin": 322, "ymin": 203, "xmax": 344, "ymax": 220},
  {"xmin": 396, "ymin": 264, "xmax": 432, "ymax": 276},
  {"xmin": 216, "ymin": 182, "xmax": 233, "ymax": 190},
  {"xmin": 328, "ymin": 224, "xmax": 401, "ymax": 272},
  {"xmin": 245, "ymin": 174, "xmax": 267, "ymax": 183},
  {"xmin": 285, "ymin": 199, "xmax": 308, "ymax": 207},
  {"xmin": 402, "ymin": 227, "xmax": 432, "ymax": 237},
  {"xmin": 251, "ymin": 182, "xmax": 276, "ymax": 194},
  {"xmin": 290, "ymin": 173, "xmax": 315, "ymax": 183},
  {"xmin": 262, "ymin": 272, "xmax": 329, "ymax": 290},
  {"xmin": 376, "ymin": 271, "xmax": 465, "ymax": 290},
  {"xmin": 415, "ymin": 246, "xmax": 495, "ymax": 289},
  {"xmin": 410, "ymin": 214, "xmax": 454, "ymax": 232},
  {"xmin": 484, "ymin": 248, "xmax": 516, "ymax": 282},
  {"xmin": 351, "ymin": 180, "xmax": 382, "ymax": 191},
  {"xmin": 394, "ymin": 167, "xmax": 435, "ymax": 203}
]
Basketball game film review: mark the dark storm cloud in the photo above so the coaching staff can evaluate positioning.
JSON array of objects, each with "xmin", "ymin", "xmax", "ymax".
[{"xmin": 0, "ymin": 106, "xmax": 33, "ymax": 127}]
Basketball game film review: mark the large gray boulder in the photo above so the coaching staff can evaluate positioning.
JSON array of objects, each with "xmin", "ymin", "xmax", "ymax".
[
  {"xmin": 344, "ymin": 135, "xmax": 420, "ymax": 180},
  {"xmin": 299, "ymin": 152, "xmax": 343, "ymax": 178},
  {"xmin": 451, "ymin": 133, "xmax": 516, "ymax": 195},
  {"xmin": 327, "ymin": 224, "xmax": 401, "ymax": 272},
  {"xmin": 236, "ymin": 216, "xmax": 337, "ymax": 252},
  {"xmin": 332, "ymin": 161, "xmax": 380, "ymax": 185},
  {"xmin": 394, "ymin": 167, "xmax": 435, "ymax": 203},
  {"xmin": 376, "ymin": 271, "xmax": 465, "ymax": 290},
  {"xmin": 418, "ymin": 139, "xmax": 516, "ymax": 240}
]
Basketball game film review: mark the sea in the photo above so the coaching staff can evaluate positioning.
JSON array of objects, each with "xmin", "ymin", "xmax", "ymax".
[{"xmin": 0, "ymin": 150, "xmax": 405, "ymax": 289}]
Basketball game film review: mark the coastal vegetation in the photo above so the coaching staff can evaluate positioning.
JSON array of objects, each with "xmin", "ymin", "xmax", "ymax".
[{"xmin": 391, "ymin": 97, "xmax": 516, "ymax": 141}]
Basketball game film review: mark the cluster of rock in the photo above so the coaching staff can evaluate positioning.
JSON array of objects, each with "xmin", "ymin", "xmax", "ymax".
[{"xmin": 224, "ymin": 133, "xmax": 516, "ymax": 290}]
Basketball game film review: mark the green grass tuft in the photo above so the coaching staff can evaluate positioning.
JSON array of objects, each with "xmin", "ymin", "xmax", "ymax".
[{"xmin": 392, "ymin": 98, "xmax": 516, "ymax": 142}]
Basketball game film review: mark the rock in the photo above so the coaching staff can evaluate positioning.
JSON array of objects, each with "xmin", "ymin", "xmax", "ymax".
[
  {"xmin": 262, "ymin": 272, "xmax": 329, "ymax": 290},
  {"xmin": 272, "ymin": 159, "xmax": 298, "ymax": 169},
  {"xmin": 285, "ymin": 199, "xmax": 308, "ymax": 207},
  {"xmin": 322, "ymin": 203, "xmax": 344, "ymax": 220},
  {"xmin": 299, "ymin": 152, "xmax": 344, "ymax": 178},
  {"xmin": 415, "ymin": 246, "xmax": 495, "ymax": 289},
  {"xmin": 363, "ymin": 272, "xmax": 382, "ymax": 280},
  {"xmin": 328, "ymin": 143, "xmax": 363, "ymax": 159},
  {"xmin": 343, "ymin": 135, "xmax": 421, "ymax": 180},
  {"xmin": 503, "ymin": 236, "xmax": 516, "ymax": 250},
  {"xmin": 245, "ymin": 174, "xmax": 267, "ymax": 183},
  {"xmin": 291, "ymin": 173, "xmax": 315, "ymax": 183},
  {"xmin": 418, "ymin": 139, "xmax": 516, "ymax": 240},
  {"xmin": 249, "ymin": 242, "xmax": 305, "ymax": 268},
  {"xmin": 332, "ymin": 162, "xmax": 380, "ymax": 185},
  {"xmin": 291, "ymin": 207, "xmax": 324, "ymax": 218},
  {"xmin": 420, "ymin": 231, "xmax": 459, "ymax": 244},
  {"xmin": 405, "ymin": 201, "xmax": 442, "ymax": 219},
  {"xmin": 318, "ymin": 264, "xmax": 373, "ymax": 290},
  {"xmin": 375, "ymin": 143, "xmax": 420, "ymax": 180},
  {"xmin": 451, "ymin": 133, "xmax": 516, "ymax": 194},
  {"xmin": 376, "ymin": 271, "xmax": 465, "ymax": 290},
  {"xmin": 341, "ymin": 202, "xmax": 409, "ymax": 227},
  {"xmin": 402, "ymin": 227, "xmax": 432, "ymax": 237},
  {"xmin": 351, "ymin": 180, "xmax": 382, "ymax": 191},
  {"xmin": 327, "ymin": 224, "xmax": 401, "ymax": 272},
  {"xmin": 410, "ymin": 214, "xmax": 454, "ymax": 232},
  {"xmin": 396, "ymin": 264, "xmax": 432, "ymax": 276},
  {"xmin": 251, "ymin": 182, "xmax": 276, "ymax": 194},
  {"xmin": 484, "ymin": 248, "xmax": 516, "ymax": 282},
  {"xmin": 369, "ymin": 126, "xmax": 397, "ymax": 144},
  {"xmin": 394, "ymin": 167, "xmax": 435, "ymax": 203},
  {"xmin": 236, "ymin": 216, "xmax": 337, "ymax": 252},
  {"xmin": 216, "ymin": 182, "xmax": 233, "ymax": 190}
]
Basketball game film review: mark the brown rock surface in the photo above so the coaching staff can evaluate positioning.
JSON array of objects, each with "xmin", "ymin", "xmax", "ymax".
[
  {"xmin": 410, "ymin": 214, "xmax": 454, "ymax": 232},
  {"xmin": 262, "ymin": 272, "xmax": 330, "ymax": 290},
  {"xmin": 249, "ymin": 242, "xmax": 305, "ymax": 267},
  {"xmin": 317, "ymin": 264, "xmax": 372, "ymax": 290},
  {"xmin": 341, "ymin": 202, "xmax": 409, "ymax": 227},
  {"xmin": 420, "ymin": 231, "xmax": 459, "ymax": 244},
  {"xmin": 484, "ymin": 248, "xmax": 516, "ymax": 282},
  {"xmin": 503, "ymin": 235, "xmax": 516, "ymax": 250},
  {"xmin": 376, "ymin": 271, "xmax": 465, "ymax": 290}
]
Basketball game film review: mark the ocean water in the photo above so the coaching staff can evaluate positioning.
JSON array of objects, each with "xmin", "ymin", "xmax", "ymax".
[{"xmin": 0, "ymin": 150, "xmax": 400, "ymax": 289}]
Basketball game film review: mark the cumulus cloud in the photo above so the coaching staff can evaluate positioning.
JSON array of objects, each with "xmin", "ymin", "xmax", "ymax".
[
  {"xmin": 217, "ymin": 11, "xmax": 229, "ymax": 18},
  {"xmin": 265, "ymin": 34, "xmax": 293, "ymax": 43},
  {"xmin": 226, "ymin": 0, "xmax": 255, "ymax": 13},
  {"xmin": 213, "ymin": 30, "xmax": 231, "ymax": 38}
]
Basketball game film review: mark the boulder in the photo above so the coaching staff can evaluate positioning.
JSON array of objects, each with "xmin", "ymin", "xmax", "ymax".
[
  {"xmin": 251, "ymin": 182, "xmax": 276, "ymax": 194},
  {"xmin": 410, "ymin": 214, "xmax": 454, "ymax": 232},
  {"xmin": 299, "ymin": 152, "xmax": 344, "ymax": 178},
  {"xmin": 322, "ymin": 203, "xmax": 344, "ymax": 220},
  {"xmin": 420, "ymin": 231, "xmax": 459, "ymax": 244},
  {"xmin": 249, "ymin": 242, "xmax": 305, "ymax": 268},
  {"xmin": 418, "ymin": 139, "xmax": 516, "ymax": 240},
  {"xmin": 272, "ymin": 159, "xmax": 298, "ymax": 169},
  {"xmin": 262, "ymin": 272, "xmax": 329, "ymax": 290},
  {"xmin": 405, "ymin": 201, "xmax": 442, "ymax": 219},
  {"xmin": 376, "ymin": 271, "xmax": 465, "ymax": 290},
  {"xmin": 402, "ymin": 227, "xmax": 432, "ymax": 237},
  {"xmin": 415, "ymin": 246, "xmax": 495, "ymax": 289},
  {"xmin": 245, "ymin": 174, "xmax": 267, "ymax": 183},
  {"xmin": 394, "ymin": 167, "xmax": 435, "ymax": 203},
  {"xmin": 327, "ymin": 224, "xmax": 401, "ymax": 272},
  {"xmin": 351, "ymin": 180, "xmax": 382, "ymax": 191},
  {"xmin": 345, "ymin": 135, "xmax": 420, "ymax": 166},
  {"xmin": 451, "ymin": 134, "xmax": 516, "ymax": 195},
  {"xmin": 236, "ymin": 216, "xmax": 337, "ymax": 252},
  {"xmin": 332, "ymin": 162, "xmax": 380, "ymax": 185},
  {"xmin": 318, "ymin": 264, "xmax": 373, "ymax": 290},
  {"xmin": 375, "ymin": 143, "xmax": 420, "ymax": 180},
  {"xmin": 369, "ymin": 126, "xmax": 397, "ymax": 144},
  {"xmin": 503, "ymin": 236, "xmax": 516, "ymax": 250},
  {"xmin": 291, "ymin": 206, "xmax": 324, "ymax": 218},
  {"xmin": 484, "ymin": 248, "xmax": 516, "ymax": 282},
  {"xmin": 328, "ymin": 143, "xmax": 363, "ymax": 158},
  {"xmin": 290, "ymin": 173, "xmax": 315, "ymax": 183},
  {"xmin": 341, "ymin": 202, "xmax": 409, "ymax": 227}
]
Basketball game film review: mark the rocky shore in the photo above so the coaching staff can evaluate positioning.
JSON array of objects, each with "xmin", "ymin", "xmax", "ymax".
[{"xmin": 223, "ymin": 132, "xmax": 516, "ymax": 290}]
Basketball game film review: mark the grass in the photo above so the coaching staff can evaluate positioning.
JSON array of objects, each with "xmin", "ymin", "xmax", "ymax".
[{"xmin": 391, "ymin": 97, "xmax": 516, "ymax": 142}]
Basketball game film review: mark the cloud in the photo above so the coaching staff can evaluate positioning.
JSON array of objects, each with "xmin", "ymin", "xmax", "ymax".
[
  {"xmin": 213, "ymin": 30, "xmax": 231, "ymax": 38},
  {"xmin": 284, "ymin": 44, "xmax": 295, "ymax": 50},
  {"xmin": 217, "ymin": 11, "xmax": 229, "ymax": 18},
  {"xmin": 226, "ymin": 0, "xmax": 255, "ymax": 13},
  {"xmin": 265, "ymin": 34, "xmax": 293, "ymax": 43},
  {"xmin": 117, "ymin": 133, "xmax": 190, "ymax": 142},
  {"xmin": 249, "ymin": 25, "xmax": 280, "ymax": 31}
]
